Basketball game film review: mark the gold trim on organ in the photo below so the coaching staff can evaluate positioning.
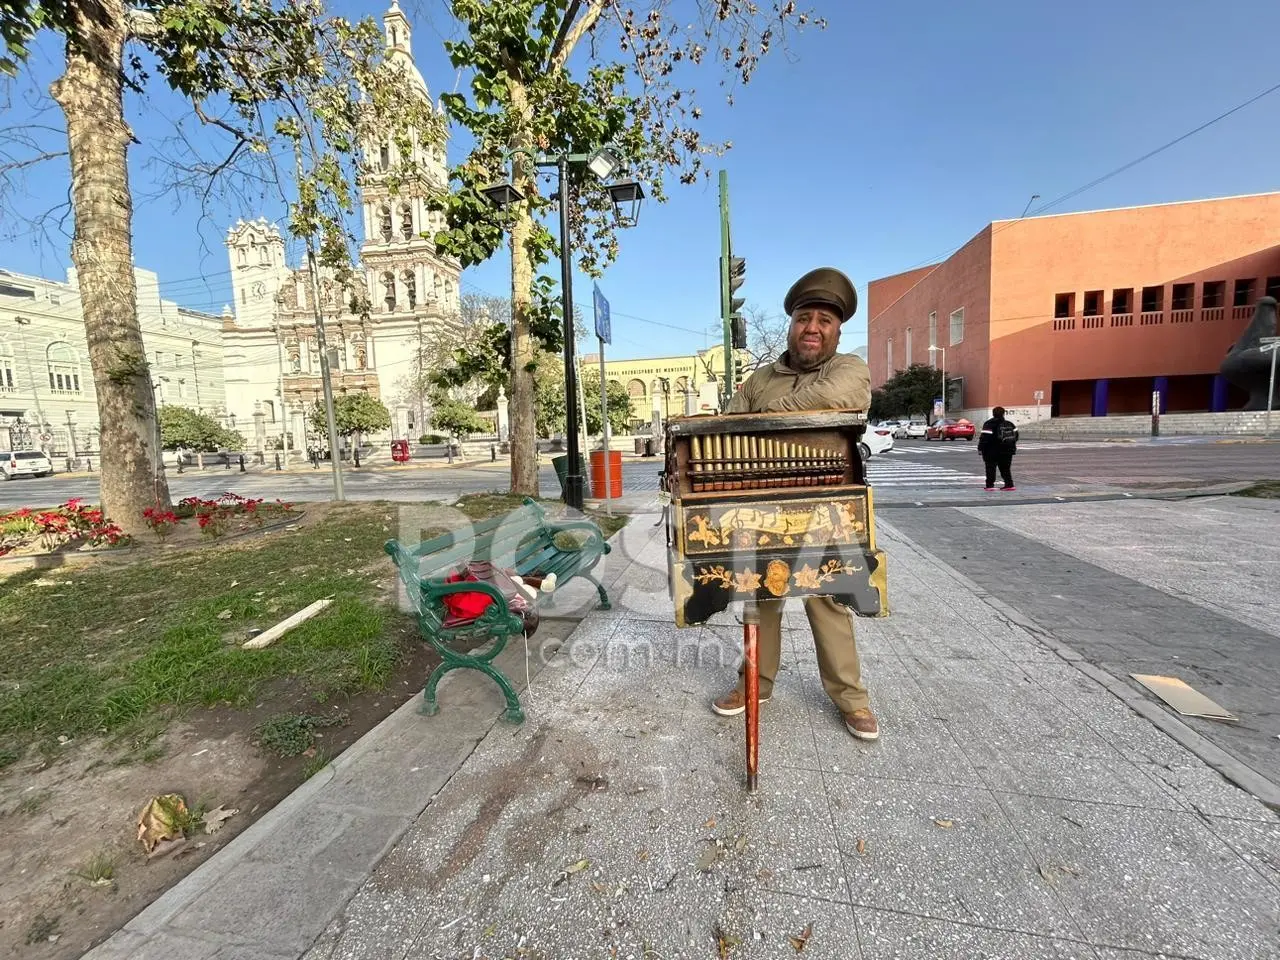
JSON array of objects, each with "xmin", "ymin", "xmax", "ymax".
[{"xmin": 685, "ymin": 433, "xmax": 846, "ymax": 492}]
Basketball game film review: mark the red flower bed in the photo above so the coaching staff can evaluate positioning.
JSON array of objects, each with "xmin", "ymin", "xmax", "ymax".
[
  {"xmin": 0, "ymin": 499, "xmax": 128, "ymax": 557},
  {"xmin": 175, "ymin": 493, "xmax": 295, "ymax": 538}
]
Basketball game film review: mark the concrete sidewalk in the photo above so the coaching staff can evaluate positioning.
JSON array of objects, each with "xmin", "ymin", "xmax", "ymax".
[{"xmin": 86, "ymin": 511, "xmax": 1280, "ymax": 960}]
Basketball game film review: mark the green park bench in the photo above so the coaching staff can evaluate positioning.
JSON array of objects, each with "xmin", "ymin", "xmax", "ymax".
[{"xmin": 385, "ymin": 498, "xmax": 612, "ymax": 723}]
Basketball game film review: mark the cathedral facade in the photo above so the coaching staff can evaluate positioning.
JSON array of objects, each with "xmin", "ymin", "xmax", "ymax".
[{"xmin": 220, "ymin": 1, "xmax": 460, "ymax": 455}]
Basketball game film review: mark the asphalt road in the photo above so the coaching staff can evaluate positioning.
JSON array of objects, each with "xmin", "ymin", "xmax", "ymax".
[{"xmin": 1, "ymin": 437, "xmax": 1276, "ymax": 511}]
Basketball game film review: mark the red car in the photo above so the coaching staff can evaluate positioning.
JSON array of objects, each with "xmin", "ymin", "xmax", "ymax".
[{"xmin": 925, "ymin": 418, "xmax": 975, "ymax": 441}]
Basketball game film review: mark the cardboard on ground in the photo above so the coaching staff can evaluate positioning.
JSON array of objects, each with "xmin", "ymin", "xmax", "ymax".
[{"xmin": 1131, "ymin": 674, "xmax": 1238, "ymax": 722}]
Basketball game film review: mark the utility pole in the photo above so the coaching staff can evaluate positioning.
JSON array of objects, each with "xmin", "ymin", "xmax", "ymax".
[
  {"xmin": 719, "ymin": 171, "xmax": 733, "ymax": 407},
  {"xmin": 717, "ymin": 171, "xmax": 747, "ymax": 409}
]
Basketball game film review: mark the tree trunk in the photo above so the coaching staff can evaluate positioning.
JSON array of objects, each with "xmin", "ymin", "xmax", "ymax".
[
  {"xmin": 51, "ymin": 0, "xmax": 169, "ymax": 536},
  {"xmin": 506, "ymin": 79, "xmax": 539, "ymax": 497}
]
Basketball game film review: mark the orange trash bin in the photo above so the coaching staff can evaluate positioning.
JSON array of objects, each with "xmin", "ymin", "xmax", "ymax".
[{"xmin": 589, "ymin": 449, "xmax": 623, "ymax": 499}]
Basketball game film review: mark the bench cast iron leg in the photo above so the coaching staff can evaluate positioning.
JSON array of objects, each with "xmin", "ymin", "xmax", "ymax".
[
  {"xmin": 420, "ymin": 657, "xmax": 526, "ymax": 725},
  {"xmin": 583, "ymin": 571, "xmax": 611, "ymax": 610}
]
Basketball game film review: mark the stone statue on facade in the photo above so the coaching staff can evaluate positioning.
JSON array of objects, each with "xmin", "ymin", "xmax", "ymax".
[{"xmin": 1220, "ymin": 296, "xmax": 1279, "ymax": 410}]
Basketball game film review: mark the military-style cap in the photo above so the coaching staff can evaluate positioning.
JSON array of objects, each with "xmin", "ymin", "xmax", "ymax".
[{"xmin": 783, "ymin": 267, "xmax": 858, "ymax": 323}]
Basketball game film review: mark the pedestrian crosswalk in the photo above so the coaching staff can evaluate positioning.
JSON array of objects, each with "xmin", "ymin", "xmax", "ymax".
[{"xmin": 865, "ymin": 451, "xmax": 983, "ymax": 488}]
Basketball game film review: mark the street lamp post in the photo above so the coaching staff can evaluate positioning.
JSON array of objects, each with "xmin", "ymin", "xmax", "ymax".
[
  {"xmin": 479, "ymin": 145, "xmax": 645, "ymax": 510},
  {"xmin": 1262, "ymin": 336, "xmax": 1279, "ymax": 440},
  {"xmin": 928, "ymin": 345, "xmax": 947, "ymax": 418},
  {"xmin": 191, "ymin": 341, "xmax": 202, "ymax": 411},
  {"xmin": 12, "ymin": 317, "xmax": 47, "ymax": 448}
]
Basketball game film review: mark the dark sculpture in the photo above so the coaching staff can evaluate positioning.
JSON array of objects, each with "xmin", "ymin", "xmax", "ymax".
[{"xmin": 1220, "ymin": 296, "xmax": 1278, "ymax": 410}]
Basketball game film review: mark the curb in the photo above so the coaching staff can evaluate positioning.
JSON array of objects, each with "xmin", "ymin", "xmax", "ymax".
[
  {"xmin": 876, "ymin": 517, "xmax": 1280, "ymax": 813},
  {"xmin": 877, "ymin": 481, "xmax": 1257, "ymax": 509}
]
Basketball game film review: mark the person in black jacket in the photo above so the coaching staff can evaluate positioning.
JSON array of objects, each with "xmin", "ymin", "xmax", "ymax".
[{"xmin": 977, "ymin": 406, "xmax": 1017, "ymax": 491}]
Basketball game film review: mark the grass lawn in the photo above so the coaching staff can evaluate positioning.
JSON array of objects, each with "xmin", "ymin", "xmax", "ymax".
[
  {"xmin": 1234, "ymin": 480, "xmax": 1280, "ymax": 498},
  {"xmin": 0, "ymin": 500, "xmax": 399, "ymax": 766},
  {"xmin": 0, "ymin": 492, "xmax": 628, "ymax": 958},
  {"xmin": 0, "ymin": 493, "xmax": 626, "ymax": 767}
]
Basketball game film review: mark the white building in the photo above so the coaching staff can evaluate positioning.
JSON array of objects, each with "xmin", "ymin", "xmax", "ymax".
[
  {"xmin": 220, "ymin": 1, "xmax": 461, "ymax": 454},
  {"xmin": 0, "ymin": 266, "xmax": 226, "ymax": 460}
]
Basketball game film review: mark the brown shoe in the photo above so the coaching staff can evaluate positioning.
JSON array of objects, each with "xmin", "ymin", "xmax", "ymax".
[
  {"xmin": 711, "ymin": 688, "xmax": 771, "ymax": 717},
  {"xmin": 843, "ymin": 708, "xmax": 879, "ymax": 741}
]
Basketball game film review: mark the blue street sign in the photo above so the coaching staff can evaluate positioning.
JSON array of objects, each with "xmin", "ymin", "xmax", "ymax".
[{"xmin": 593, "ymin": 282, "xmax": 611, "ymax": 344}]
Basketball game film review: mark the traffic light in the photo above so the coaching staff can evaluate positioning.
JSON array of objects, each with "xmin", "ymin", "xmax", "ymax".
[
  {"xmin": 731, "ymin": 314, "xmax": 747, "ymax": 350},
  {"xmin": 728, "ymin": 255, "xmax": 746, "ymax": 315},
  {"xmin": 734, "ymin": 354, "xmax": 747, "ymax": 385}
]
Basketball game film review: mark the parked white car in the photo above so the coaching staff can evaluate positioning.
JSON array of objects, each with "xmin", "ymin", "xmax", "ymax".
[
  {"xmin": 894, "ymin": 419, "xmax": 927, "ymax": 439},
  {"xmin": 0, "ymin": 450, "xmax": 54, "ymax": 480},
  {"xmin": 859, "ymin": 423, "xmax": 895, "ymax": 460}
]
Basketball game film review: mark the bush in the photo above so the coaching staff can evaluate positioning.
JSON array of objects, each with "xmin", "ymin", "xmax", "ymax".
[{"xmin": 419, "ymin": 434, "xmax": 445, "ymax": 445}]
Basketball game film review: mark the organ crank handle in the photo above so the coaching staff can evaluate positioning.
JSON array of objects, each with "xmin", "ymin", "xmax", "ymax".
[{"xmin": 743, "ymin": 600, "xmax": 761, "ymax": 793}]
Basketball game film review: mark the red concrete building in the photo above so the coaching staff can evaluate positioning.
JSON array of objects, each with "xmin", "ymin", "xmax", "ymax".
[{"xmin": 867, "ymin": 192, "xmax": 1280, "ymax": 419}]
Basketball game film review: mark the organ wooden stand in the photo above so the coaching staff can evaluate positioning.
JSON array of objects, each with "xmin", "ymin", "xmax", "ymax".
[{"xmin": 662, "ymin": 410, "xmax": 889, "ymax": 792}]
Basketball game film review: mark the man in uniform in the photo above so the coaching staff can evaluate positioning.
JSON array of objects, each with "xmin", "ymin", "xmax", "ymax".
[{"xmin": 711, "ymin": 267, "xmax": 879, "ymax": 741}]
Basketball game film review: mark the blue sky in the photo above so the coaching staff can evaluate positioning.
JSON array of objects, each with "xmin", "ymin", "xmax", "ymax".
[{"xmin": 4, "ymin": 0, "xmax": 1280, "ymax": 360}]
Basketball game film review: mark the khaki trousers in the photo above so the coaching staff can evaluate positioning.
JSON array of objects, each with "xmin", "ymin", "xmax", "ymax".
[{"xmin": 735, "ymin": 596, "xmax": 869, "ymax": 713}]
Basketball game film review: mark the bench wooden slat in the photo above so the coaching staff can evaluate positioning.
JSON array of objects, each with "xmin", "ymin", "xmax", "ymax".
[{"xmin": 406, "ymin": 506, "xmax": 544, "ymax": 560}]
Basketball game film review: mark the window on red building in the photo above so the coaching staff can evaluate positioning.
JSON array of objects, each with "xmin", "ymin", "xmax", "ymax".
[
  {"xmin": 1171, "ymin": 283, "xmax": 1194, "ymax": 310},
  {"xmin": 1202, "ymin": 281, "xmax": 1225, "ymax": 308},
  {"xmin": 1233, "ymin": 279, "xmax": 1256, "ymax": 307},
  {"xmin": 1054, "ymin": 293, "xmax": 1074, "ymax": 318},
  {"xmin": 1266, "ymin": 276, "xmax": 1280, "ymax": 300},
  {"xmin": 1141, "ymin": 286, "xmax": 1163, "ymax": 313},
  {"xmin": 1112, "ymin": 288, "xmax": 1133, "ymax": 314},
  {"xmin": 1083, "ymin": 291, "xmax": 1102, "ymax": 316}
]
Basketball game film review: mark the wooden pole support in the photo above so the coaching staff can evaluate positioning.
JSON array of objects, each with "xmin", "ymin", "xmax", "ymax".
[
  {"xmin": 743, "ymin": 600, "xmax": 760, "ymax": 793},
  {"xmin": 242, "ymin": 597, "xmax": 333, "ymax": 650}
]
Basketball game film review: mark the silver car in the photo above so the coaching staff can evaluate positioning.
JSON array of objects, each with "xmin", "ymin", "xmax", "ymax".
[
  {"xmin": 1, "ymin": 450, "xmax": 54, "ymax": 480},
  {"xmin": 893, "ymin": 420, "xmax": 927, "ymax": 439}
]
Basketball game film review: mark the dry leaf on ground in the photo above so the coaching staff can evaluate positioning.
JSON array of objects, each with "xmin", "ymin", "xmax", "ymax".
[
  {"xmin": 566, "ymin": 858, "xmax": 590, "ymax": 874},
  {"xmin": 203, "ymin": 805, "xmax": 239, "ymax": 834},
  {"xmin": 856, "ymin": 838, "xmax": 867, "ymax": 855},
  {"xmin": 788, "ymin": 922, "xmax": 814, "ymax": 952},
  {"xmin": 136, "ymin": 794, "xmax": 188, "ymax": 854},
  {"xmin": 933, "ymin": 818, "xmax": 955, "ymax": 829}
]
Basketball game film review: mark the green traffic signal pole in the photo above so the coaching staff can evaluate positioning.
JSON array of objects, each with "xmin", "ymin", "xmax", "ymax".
[{"xmin": 719, "ymin": 170, "xmax": 734, "ymax": 408}]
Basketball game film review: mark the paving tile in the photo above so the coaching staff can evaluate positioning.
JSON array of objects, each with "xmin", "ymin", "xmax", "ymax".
[
  {"xmin": 999, "ymin": 793, "xmax": 1280, "ymax": 959},
  {"xmin": 1206, "ymin": 816, "xmax": 1280, "ymax": 891},
  {"xmin": 973, "ymin": 752, "xmax": 1184, "ymax": 810},
  {"xmin": 806, "ymin": 677, "xmax": 985, "ymax": 788},
  {"xmin": 919, "ymin": 676, "xmax": 1120, "ymax": 765},
  {"xmin": 834, "ymin": 778, "xmax": 1082, "ymax": 938},
  {"xmin": 856, "ymin": 908, "xmax": 1100, "ymax": 959},
  {"xmin": 1141, "ymin": 761, "xmax": 1280, "ymax": 822}
]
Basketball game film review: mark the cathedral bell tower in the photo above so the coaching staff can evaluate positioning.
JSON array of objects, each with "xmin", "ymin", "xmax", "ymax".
[{"xmin": 225, "ymin": 218, "xmax": 289, "ymax": 328}]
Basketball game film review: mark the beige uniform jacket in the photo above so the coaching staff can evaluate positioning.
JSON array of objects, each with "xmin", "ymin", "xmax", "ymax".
[{"xmin": 727, "ymin": 351, "xmax": 871, "ymax": 415}]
